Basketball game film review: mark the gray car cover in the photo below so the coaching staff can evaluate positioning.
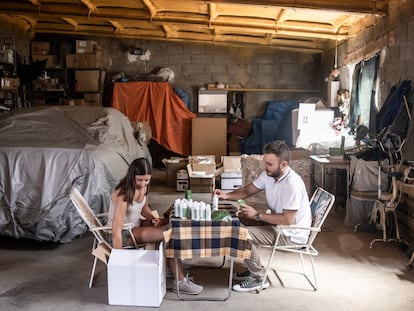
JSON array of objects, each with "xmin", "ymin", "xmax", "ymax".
[{"xmin": 0, "ymin": 106, "xmax": 151, "ymax": 242}]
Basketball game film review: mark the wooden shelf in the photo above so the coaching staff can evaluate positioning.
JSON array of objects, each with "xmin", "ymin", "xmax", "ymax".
[{"xmin": 206, "ymin": 87, "xmax": 320, "ymax": 93}]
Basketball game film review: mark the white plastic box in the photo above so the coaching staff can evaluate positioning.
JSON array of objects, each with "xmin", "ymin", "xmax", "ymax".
[
  {"xmin": 107, "ymin": 242, "xmax": 166, "ymax": 307},
  {"xmin": 176, "ymin": 179, "xmax": 189, "ymax": 191},
  {"xmin": 221, "ymin": 172, "xmax": 242, "ymax": 190}
]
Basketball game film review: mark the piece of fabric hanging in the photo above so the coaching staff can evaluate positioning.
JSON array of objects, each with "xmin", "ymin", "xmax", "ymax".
[
  {"xmin": 111, "ymin": 81, "xmax": 196, "ymax": 156},
  {"xmin": 349, "ymin": 54, "xmax": 379, "ymax": 134}
]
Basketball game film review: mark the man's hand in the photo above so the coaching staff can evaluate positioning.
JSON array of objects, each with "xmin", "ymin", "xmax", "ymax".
[
  {"xmin": 240, "ymin": 204, "xmax": 257, "ymax": 219},
  {"xmin": 214, "ymin": 189, "xmax": 228, "ymax": 200}
]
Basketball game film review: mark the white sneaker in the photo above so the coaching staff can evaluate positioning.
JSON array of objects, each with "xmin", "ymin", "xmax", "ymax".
[
  {"xmin": 172, "ymin": 275, "xmax": 203, "ymax": 295},
  {"xmin": 232, "ymin": 276, "xmax": 269, "ymax": 292}
]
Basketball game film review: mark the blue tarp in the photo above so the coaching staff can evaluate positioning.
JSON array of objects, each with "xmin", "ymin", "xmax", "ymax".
[{"xmin": 241, "ymin": 100, "xmax": 298, "ymax": 154}]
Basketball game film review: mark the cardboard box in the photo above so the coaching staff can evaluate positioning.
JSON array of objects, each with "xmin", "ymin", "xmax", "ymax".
[
  {"xmin": 32, "ymin": 55, "xmax": 57, "ymax": 68},
  {"xmin": 77, "ymin": 79, "xmax": 99, "ymax": 92},
  {"xmin": 107, "ymin": 243, "xmax": 166, "ymax": 307},
  {"xmin": 31, "ymin": 41, "xmax": 50, "ymax": 55},
  {"xmin": 83, "ymin": 52, "xmax": 103, "ymax": 67},
  {"xmin": 188, "ymin": 155, "xmax": 216, "ymax": 164},
  {"xmin": 76, "ymin": 40, "xmax": 102, "ymax": 54},
  {"xmin": 191, "ymin": 117, "xmax": 227, "ymax": 163},
  {"xmin": 189, "ymin": 176, "xmax": 215, "ymax": 193},
  {"xmin": 75, "ymin": 70, "xmax": 105, "ymax": 92},
  {"xmin": 66, "ymin": 51, "xmax": 103, "ymax": 68},
  {"xmin": 1, "ymin": 78, "xmax": 19, "ymax": 90},
  {"xmin": 84, "ymin": 93, "xmax": 101, "ymax": 106},
  {"xmin": 162, "ymin": 158, "xmax": 188, "ymax": 187},
  {"xmin": 221, "ymin": 156, "xmax": 241, "ymax": 172},
  {"xmin": 187, "ymin": 162, "xmax": 218, "ymax": 193}
]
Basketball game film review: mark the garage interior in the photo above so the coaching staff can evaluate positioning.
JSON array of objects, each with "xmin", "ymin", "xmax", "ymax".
[{"xmin": 1, "ymin": 0, "xmax": 414, "ymax": 310}]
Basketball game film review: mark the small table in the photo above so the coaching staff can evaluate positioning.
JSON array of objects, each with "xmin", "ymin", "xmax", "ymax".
[
  {"xmin": 163, "ymin": 217, "xmax": 252, "ymax": 301},
  {"xmin": 310, "ymin": 155, "xmax": 350, "ymax": 207}
]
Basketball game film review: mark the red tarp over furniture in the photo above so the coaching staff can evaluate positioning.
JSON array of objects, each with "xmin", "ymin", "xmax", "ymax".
[{"xmin": 112, "ymin": 81, "xmax": 196, "ymax": 156}]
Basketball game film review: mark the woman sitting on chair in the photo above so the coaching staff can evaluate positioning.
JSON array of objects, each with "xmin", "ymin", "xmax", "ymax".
[{"xmin": 107, "ymin": 157, "xmax": 203, "ymax": 295}]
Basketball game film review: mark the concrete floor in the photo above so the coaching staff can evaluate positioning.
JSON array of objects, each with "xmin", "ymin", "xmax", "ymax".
[{"xmin": 1, "ymin": 169, "xmax": 414, "ymax": 311}]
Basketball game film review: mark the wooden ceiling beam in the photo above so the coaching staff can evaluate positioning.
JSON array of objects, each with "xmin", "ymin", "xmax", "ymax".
[{"xmin": 207, "ymin": 0, "xmax": 387, "ymax": 15}]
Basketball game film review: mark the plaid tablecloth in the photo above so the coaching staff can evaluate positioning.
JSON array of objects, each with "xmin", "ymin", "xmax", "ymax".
[{"xmin": 163, "ymin": 218, "xmax": 252, "ymax": 260}]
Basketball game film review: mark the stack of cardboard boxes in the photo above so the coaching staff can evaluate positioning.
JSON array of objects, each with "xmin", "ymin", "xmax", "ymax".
[
  {"xmin": 162, "ymin": 158, "xmax": 189, "ymax": 189},
  {"xmin": 31, "ymin": 41, "xmax": 57, "ymax": 69},
  {"xmin": 66, "ymin": 40, "xmax": 103, "ymax": 68},
  {"xmin": 187, "ymin": 155, "xmax": 218, "ymax": 193},
  {"xmin": 66, "ymin": 40, "xmax": 105, "ymax": 106},
  {"xmin": 164, "ymin": 155, "xmax": 244, "ymax": 193}
]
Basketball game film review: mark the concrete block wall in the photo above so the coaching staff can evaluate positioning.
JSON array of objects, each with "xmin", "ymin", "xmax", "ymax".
[
  {"xmin": 100, "ymin": 39, "xmax": 322, "ymax": 119},
  {"xmin": 0, "ymin": 15, "xmax": 31, "ymax": 64},
  {"xmin": 4, "ymin": 25, "xmax": 322, "ymax": 120}
]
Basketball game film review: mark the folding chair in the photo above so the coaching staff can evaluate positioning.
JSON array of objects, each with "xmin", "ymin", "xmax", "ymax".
[
  {"xmin": 259, "ymin": 187, "xmax": 335, "ymax": 291},
  {"xmin": 69, "ymin": 187, "xmax": 138, "ymax": 288}
]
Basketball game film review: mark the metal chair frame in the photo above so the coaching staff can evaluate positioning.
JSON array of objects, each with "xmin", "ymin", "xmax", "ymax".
[
  {"xmin": 258, "ymin": 187, "xmax": 335, "ymax": 291},
  {"xmin": 69, "ymin": 187, "xmax": 138, "ymax": 288}
]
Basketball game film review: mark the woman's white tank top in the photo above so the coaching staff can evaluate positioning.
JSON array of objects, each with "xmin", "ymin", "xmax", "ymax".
[{"xmin": 107, "ymin": 195, "xmax": 146, "ymax": 227}]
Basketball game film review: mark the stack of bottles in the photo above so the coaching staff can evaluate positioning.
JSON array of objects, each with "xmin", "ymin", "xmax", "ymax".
[{"xmin": 173, "ymin": 196, "xmax": 219, "ymax": 221}]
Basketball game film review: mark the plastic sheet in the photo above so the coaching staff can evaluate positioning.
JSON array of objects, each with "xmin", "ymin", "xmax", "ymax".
[{"xmin": 0, "ymin": 106, "xmax": 150, "ymax": 242}]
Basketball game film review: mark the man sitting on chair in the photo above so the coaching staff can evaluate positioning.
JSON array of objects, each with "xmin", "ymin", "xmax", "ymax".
[{"xmin": 214, "ymin": 140, "xmax": 311, "ymax": 292}]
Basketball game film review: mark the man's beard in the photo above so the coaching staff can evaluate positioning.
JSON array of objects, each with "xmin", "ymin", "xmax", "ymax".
[{"xmin": 266, "ymin": 167, "xmax": 282, "ymax": 179}]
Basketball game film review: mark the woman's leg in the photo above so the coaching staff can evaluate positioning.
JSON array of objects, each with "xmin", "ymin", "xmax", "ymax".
[{"xmin": 131, "ymin": 226, "xmax": 185, "ymax": 280}]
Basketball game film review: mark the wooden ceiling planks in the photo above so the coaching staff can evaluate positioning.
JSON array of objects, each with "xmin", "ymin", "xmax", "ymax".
[{"xmin": 0, "ymin": 0, "xmax": 388, "ymax": 53}]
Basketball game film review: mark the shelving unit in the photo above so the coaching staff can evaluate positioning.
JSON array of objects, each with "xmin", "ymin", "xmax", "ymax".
[
  {"xmin": 31, "ymin": 68, "xmax": 66, "ymax": 106},
  {"xmin": 0, "ymin": 61, "xmax": 19, "ymax": 112},
  {"xmin": 29, "ymin": 40, "xmax": 105, "ymax": 107},
  {"xmin": 65, "ymin": 68, "xmax": 105, "ymax": 106}
]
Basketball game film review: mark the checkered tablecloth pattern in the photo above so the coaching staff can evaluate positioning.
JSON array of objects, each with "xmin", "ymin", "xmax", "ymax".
[{"xmin": 163, "ymin": 218, "xmax": 252, "ymax": 260}]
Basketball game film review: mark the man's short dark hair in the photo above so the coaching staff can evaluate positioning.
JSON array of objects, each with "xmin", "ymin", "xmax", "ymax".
[{"xmin": 263, "ymin": 140, "xmax": 291, "ymax": 162}]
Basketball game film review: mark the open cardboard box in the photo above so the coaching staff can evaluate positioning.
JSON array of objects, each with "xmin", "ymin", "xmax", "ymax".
[
  {"xmin": 187, "ymin": 160, "xmax": 221, "ymax": 193},
  {"xmin": 162, "ymin": 157, "xmax": 189, "ymax": 186}
]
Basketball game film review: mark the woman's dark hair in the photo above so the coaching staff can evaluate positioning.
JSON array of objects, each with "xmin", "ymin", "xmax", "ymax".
[
  {"xmin": 116, "ymin": 158, "xmax": 152, "ymax": 205},
  {"xmin": 263, "ymin": 140, "xmax": 291, "ymax": 162}
]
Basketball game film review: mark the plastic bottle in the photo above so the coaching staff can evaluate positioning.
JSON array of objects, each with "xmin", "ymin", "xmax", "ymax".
[
  {"xmin": 192, "ymin": 202, "xmax": 200, "ymax": 221},
  {"xmin": 185, "ymin": 189, "xmax": 192, "ymax": 200},
  {"xmin": 174, "ymin": 198, "xmax": 181, "ymax": 217},
  {"xmin": 199, "ymin": 202, "xmax": 206, "ymax": 220},
  {"xmin": 212, "ymin": 193, "xmax": 219, "ymax": 211},
  {"xmin": 180, "ymin": 201, "xmax": 188, "ymax": 219},
  {"xmin": 205, "ymin": 204, "xmax": 212, "ymax": 221}
]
